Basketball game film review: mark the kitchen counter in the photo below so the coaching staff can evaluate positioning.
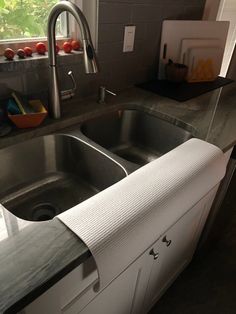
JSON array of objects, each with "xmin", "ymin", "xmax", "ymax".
[{"xmin": 0, "ymin": 82, "xmax": 236, "ymax": 313}]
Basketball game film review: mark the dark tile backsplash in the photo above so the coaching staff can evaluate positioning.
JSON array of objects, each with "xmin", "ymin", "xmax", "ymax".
[
  {"xmin": 97, "ymin": 0, "xmax": 205, "ymax": 92},
  {"xmin": 0, "ymin": 0, "xmax": 206, "ymax": 100}
]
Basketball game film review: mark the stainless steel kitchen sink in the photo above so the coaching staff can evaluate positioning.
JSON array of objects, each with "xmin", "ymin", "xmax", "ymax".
[
  {"xmin": 81, "ymin": 109, "xmax": 193, "ymax": 166},
  {"xmin": 0, "ymin": 134, "xmax": 127, "ymax": 221}
]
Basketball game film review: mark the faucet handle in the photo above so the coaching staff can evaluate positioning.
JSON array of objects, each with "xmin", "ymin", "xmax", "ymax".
[
  {"xmin": 61, "ymin": 70, "xmax": 77, "ymax": 100},
  {"xmin": 68, "ymin": 71, "xmax": 77, "ymax": 92},
  {"xmin": 98, "ymin": 86, "xmax": 116, "ymax": 104}
]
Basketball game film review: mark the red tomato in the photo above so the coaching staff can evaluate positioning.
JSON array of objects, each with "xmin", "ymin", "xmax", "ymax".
[
  {"xmin": 24, "ymin": 47, "xmax": 33, "ymax": 57},
  {"xmin": 36, "ymin": 42, "xmax": 46, "ymax": 55},
  {"xmin": 71, "ymin": 40, "xmax": 80, "ymax": 51},
  {"xmin": 56, "ymin": 44, "xmax": 60, "ymax": 54},
  {"xmin": 63, "ymin": 41, "xmax": 72, "ymax": 53},
  {"xmin": 17, "ymin": 49, "xmax": 25, "ymax": 59},
  {"xmin": 4, "ymin": 48, "xmax": 15, "ymax": 60}
]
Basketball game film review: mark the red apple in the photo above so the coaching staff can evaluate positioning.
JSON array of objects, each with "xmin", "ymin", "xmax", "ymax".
[
  {"xmin": 4, "ymin": 48, "xmax": 15, "ymax": 60},
  {"xmin": 17, "ymin": 49, "xmax": 25, "ymax": 59},
  {"xmin": 24, "ymin": 46, "xmax": 33, "ymax": 57},
  {"xmin": 36, "ymin": 42, "xmax": 46, "ymax": 55},
  {"xmin": 71, "ymin": 40, "xmax": 80, "ymax": 51},
  {"xmin": 63, "ymin": 41, "xmax": 72, "ymax": 53}
]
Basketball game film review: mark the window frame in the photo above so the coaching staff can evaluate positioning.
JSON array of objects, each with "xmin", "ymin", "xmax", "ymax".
[{"xmin": 70, "ymin": 0, "xmax": 99, "ymax": 51}]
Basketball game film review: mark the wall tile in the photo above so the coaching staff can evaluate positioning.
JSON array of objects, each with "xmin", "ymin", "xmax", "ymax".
[
  {"xmin": 98, "ymin": 42, "xmax": 124, "ymax": 62},
  {"xmin": 0, "ymin": 72, "xmax": 24, "ymax": 99},
  {"xmin": 99, "ymin": 2, "xmax": 132, "ymax": 24},
  {"xmin": 22, "ymin": 69, "xmax": 49, "ymax": 96},
  {"xmin": 131, "ymin": 4, "xmax": 163, "ymax": 23},
  {"xmin": 97, "ymin": 0, "xmax": 205, "ymax": 90},
  {"xmin": 98, "ymin": 24, "xmax": 125, "ymax": 43}
]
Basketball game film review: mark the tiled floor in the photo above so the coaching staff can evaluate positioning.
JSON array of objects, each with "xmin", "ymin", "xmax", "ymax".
[{"xmin": 149, "ymin": 172, "xmax": 236, "ymax": 314}]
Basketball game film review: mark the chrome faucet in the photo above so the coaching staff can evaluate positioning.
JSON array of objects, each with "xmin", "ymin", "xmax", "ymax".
[{"xmin": 47, "ymin": 1, "xmax": 99, "ymax": 119}]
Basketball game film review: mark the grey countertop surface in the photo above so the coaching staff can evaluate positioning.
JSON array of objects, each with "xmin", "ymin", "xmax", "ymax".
[{"xmin": 0, "ymin": 82, "xmax": 236, "ymax": 313}]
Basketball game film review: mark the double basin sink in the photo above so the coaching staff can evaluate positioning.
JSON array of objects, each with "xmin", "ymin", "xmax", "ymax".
[{"xmin": 0, "ymin": 108, "xmax": 193, "ymax": 222}]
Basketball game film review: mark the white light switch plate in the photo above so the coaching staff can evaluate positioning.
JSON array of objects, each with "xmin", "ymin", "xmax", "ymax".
[{"xmin": 123, "ymin": 26, "xmax": 136, "ymax": 52}]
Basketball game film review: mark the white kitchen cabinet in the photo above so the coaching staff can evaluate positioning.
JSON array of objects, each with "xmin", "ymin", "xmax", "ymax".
[
  {"xmin": 77, "ymin": 252, "xmax": 152, "ymax": 314},
  {"xmin": 78, "ymin": 189, "xmax": 215, "ymax": 314},
  {"xmin": 22, "ymin": 187, "xmax": 218, "ymax": 314},
  {"xmin": 143, "ymin": 199, "xmax": 204, "ymax": 312},
  {"xmin": 22, "ymin": 257, "xmax": 99, "ymax": 314},
  {"xmin": 22, "ymin": 248, "xmax": 152, "ymax": 314},
  {"xmin": 142, "ymin": 188, "xmax": 218, "ymax": 313}
]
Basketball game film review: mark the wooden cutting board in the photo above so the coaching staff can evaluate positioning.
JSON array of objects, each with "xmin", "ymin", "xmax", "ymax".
[
  {"xmin": 179, "ymin": 38, "xmax": 221, "ymax": 65},
  {"xmin": 187, "ymin": 46, "xmax": 224, "ymax": 82}
]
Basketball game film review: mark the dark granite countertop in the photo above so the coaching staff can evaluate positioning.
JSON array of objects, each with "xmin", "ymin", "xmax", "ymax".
[{"xmin": 0, "ymin": 82, "xmax": 236, "ymax": 313}]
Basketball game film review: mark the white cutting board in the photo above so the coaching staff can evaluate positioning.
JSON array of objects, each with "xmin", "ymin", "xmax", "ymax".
[
  {"xmin": 187, "ymin": 46, "xmax": 224, "ymax": 82},
  {"xmin": 158, "ymin": 20, "xmax": 229, "ymax": 79},
  {"xmin": 179, "ymin": 38, "xmax": 221, "ymax": 65}
]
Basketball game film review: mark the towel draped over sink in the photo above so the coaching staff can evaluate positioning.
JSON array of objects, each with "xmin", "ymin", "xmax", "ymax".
[{"xmin": 57, "ymin": 138, "xmax": 226, "ymax": 291}]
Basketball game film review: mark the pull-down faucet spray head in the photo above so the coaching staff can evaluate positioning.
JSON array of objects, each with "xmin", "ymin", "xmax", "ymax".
[{"xmin": 83, "ymin": 38, "xmax": 99, "ymax": 74}]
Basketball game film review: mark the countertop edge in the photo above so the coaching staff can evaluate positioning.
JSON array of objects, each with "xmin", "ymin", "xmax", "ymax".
[{"xmin": 3, "ymin": 241, "xmax": 91, "ymax": 314}]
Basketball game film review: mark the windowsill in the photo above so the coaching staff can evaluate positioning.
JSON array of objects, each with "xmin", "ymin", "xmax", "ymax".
[
  {"xmin": 0, "ymin": 37, "xmax": 70, "ymax": 55},
  {"xmin": 0, "ymin": 50, "xmax": 84, "ymax": 72}
]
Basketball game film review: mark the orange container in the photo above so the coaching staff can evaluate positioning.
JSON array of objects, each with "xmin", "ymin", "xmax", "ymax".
[{"xmin": 8, "ymin": 100, "xmax": 48, "ymax": 128}]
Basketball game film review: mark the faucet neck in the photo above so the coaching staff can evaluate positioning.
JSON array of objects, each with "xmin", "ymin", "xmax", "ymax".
[{"xmin": 47, "ymin": 0, "xmax": 95, "ymax": 69}]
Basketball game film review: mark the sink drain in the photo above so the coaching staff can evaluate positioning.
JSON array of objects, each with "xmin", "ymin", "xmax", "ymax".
[{"xmin": 32, "ymin": 203, "xmax": 59, "ymax": 221}]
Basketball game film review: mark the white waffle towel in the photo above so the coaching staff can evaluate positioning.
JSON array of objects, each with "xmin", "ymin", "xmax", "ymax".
[{"xmin": 57, "ymin": 139, "xmax": 226, "ymax": 291}]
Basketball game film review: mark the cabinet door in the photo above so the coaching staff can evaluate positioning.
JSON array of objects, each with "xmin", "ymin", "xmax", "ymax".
[
  {"xmin": 22, "ymin": 287, "xmax": 62, "ymax": 314},
  {"xmin": 22, "ymin": 248, "xmax": 153, "ymax": 314},
  {"xmin": 67, "ymin": 252, "xmax": 152, "ymax": 314},
  {"xmin": 76, "ymin": 270, "xmax": 136, "ymax": 314},
  {"xmin": 143, "ymin": 199, "xmax": 206, "ymax": 312}
]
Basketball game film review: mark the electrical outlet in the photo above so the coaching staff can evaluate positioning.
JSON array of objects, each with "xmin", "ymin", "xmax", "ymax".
[{"xmin": 123, "ymin": 26, "xmax": 136, "ymax": 52}]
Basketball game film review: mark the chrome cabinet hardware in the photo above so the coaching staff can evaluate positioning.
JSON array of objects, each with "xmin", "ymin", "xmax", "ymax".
[
  {"xmin": 162, "ymin": 236, "xmax": 172, "ymax": 247},
  {"xmin": 149, "ymin": 248, "xmax": 159, "ymax": 260}
]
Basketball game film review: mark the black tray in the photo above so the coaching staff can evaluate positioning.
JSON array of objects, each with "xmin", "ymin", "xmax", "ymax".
[{"xmin": 137, "ymin": 77, "xmax": 233, "ymax": 102}]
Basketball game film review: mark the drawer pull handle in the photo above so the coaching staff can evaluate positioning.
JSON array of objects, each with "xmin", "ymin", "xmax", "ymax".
[
  {"xmin": 162, "ymin": 236, "xmax": 172, "ymax": 247},
  {"xmin": 149, "ymin": 248, "xmax": 159, "ymax": 260}
]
